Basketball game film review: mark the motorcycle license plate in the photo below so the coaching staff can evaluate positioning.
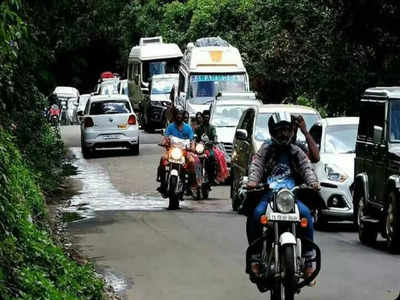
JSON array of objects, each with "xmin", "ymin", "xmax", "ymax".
[
  {"xmin": 103, "ymin": 134, "xmax": 120, "ymax": 140},
  {"xmin": 269, "ymin": 213, "xmax": 299, "ymax": 222},
  {"xmin": 170, "ymin": 169, "xmax": 179, "ymax": 176}
]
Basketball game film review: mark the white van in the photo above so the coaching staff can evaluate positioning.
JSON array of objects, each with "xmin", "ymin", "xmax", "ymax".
[
  {"xmin": 127, "ymin": 36, "xmax": 183, "ymax": 111},
  {"xmin": 176, "ymin": 37, "xmax": 250, "ymax": 117}
]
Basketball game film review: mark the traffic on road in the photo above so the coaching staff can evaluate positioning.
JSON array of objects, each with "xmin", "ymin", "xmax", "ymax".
[{"xmin": 51, "ymin": 35, "xmax": 399, "ymax": 300}]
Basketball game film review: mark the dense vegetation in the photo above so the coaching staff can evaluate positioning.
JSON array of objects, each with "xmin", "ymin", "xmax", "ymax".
[
  {"xmin": 0, "ymin": 1, "xmax": 104, "ymax": 298},
  {"xmin": 16, "ymin": 0, "xmax": 400, "ymax": 115},
  {"xmin": 1, "ymin": 0, "xmax": 400, "ymax": 297}
]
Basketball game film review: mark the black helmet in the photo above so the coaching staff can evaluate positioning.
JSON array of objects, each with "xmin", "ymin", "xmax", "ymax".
[
  {"xmin": 268, "ymin": 112, "xmax": 294, "ymax": 146},
  {"xmin": 173, "ymin": 106, "xmax": 185, "ymax": 122}
]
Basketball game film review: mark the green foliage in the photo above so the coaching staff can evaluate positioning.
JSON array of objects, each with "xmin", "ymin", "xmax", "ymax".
[{"xmin": 0, "ymin": 128, "xmax": 104, "ymax": 299}]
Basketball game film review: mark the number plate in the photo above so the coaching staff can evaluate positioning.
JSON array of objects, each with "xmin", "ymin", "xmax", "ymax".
[
  {"xmin": 269, "ymin": 213, "xmax": 299, "ymax": 222},
  {"xmin": 103, "ymin": 134, "xmax": 120, "ymax": 140}
]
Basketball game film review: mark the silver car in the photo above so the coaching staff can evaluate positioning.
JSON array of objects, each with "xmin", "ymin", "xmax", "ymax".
[{"xmin": 79, "ymin": 95, "xmax": 139, "ymax": 158}]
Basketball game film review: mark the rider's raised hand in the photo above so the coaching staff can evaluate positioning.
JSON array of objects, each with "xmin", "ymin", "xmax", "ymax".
[
  {"xmin": 247, "ymin": 181, "xmax": 257, "ymax": 189},
  {"xmin": 311, "ymin": 182, "xmax": 320, "ymax": 191}
]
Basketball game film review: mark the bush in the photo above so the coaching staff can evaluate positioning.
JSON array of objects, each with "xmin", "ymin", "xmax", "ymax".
[{"xmin": 0, "ymin": 127, "xmax": 104, "ymax": 299}]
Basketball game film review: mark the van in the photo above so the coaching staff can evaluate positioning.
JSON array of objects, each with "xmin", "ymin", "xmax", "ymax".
[
  {"xmin": 127, "ymin": 36, "xmax": 183, "ymax": 111},
  {"xmin": 176, "ymin": 37, "xmax": 250, "ymax": 118}
]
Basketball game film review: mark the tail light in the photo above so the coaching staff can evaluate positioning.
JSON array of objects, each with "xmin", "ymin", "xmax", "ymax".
[
  {"xmin": 84, "ymin": 117, "xmax": 94, "ymax": 128},
  {"xmin": 128, "ymin": 114, "xmax": 136, "ymax": 125}
]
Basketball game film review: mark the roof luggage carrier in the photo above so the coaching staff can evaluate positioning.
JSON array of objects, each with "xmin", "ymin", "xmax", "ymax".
[{"xmin": 195, "ymin": 37, "xmax": 230, "ymax": 47}]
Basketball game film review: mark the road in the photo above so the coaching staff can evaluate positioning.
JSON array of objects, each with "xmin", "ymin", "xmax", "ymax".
[{"xmin": 61, "ymin": 125, "xmax": 399, "ymax": 300}]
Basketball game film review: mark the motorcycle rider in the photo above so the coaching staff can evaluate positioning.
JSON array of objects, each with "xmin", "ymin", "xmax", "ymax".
[
  {"xmin": 246, "ymin": 112, "xmax": 319, "ymax": 281},
  {"xmin": 194, "ymin": 110, "xmax": 217, "ymax": 184},
  {"xmin": 157, "ymin": 107, "xmax": 201, "ymax": 196}
]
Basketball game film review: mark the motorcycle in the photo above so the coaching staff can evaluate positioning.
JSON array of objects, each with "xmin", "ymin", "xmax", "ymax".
[
  {"xmin": 193, "ymin": 134, "xmax": 214, "ymax": 200},
  {"xmin": 48, "ymin": 105, "xmax": 61, "ymax": 127},
  {"xmin": 59, "ymin": 99, "xmax": 68, "ymax": 125},
  {"xmin": 240, "ymin": 177, "xmax": 321, "ymax": 300},
  {"xmin": 160, "ymin": 136, "xmax": 191, "ymax": 209}
]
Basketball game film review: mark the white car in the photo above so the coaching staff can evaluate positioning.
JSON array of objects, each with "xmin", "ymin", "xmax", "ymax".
[
  {"xmin": 54, "ymin": 86, "xmax": 80, "ymax": 125},
  {"xmin": 79, "ymin": 95, "xmax": 139, "ymax": 157},
  {"xmin": 310, "ymin": 117, "xmax": 359, "ymax": 226},
  {"xmin": 209, "ymin": 94, "xmax": 262, "ymax": 167}
]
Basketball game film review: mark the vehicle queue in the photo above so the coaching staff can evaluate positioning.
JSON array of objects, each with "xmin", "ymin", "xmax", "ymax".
[{"xmin": 48, "ymin": 35, "xmax": 399, "ymax": 300}]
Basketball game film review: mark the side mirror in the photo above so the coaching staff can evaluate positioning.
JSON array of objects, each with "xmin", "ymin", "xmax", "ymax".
[
  {"xmin": 235, "ymin": 129, "xmax": 248, "ymax": 140},
  {"xmin": 373, "ymin": 125, "xmax": 383, "ymax": 144},
  {"xmin": 77, "ymin": 111, "xmax": 84, "ymax": 117}
]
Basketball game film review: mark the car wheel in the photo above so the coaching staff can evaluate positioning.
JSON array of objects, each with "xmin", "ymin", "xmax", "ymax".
[
  {"xmin": 231, "ymin": 174, "xmax": 240, "ymax": 211},
  {"xmin": 130, "ymin": 143, "xmax": 139, "ymax": 156},
  {"xmin": 357, "ymin": 196, "xmax": 377, "ymax": 245},
  {"xmin": 81, "ymin": 145, "xmax": 92, "ymax": 159},
  {"xmin": 386, "ymin": 191, "xmax": 400, "ymax": 252},
  {"xmin": 313, "ymin": 208, "xmax": 327, "ymax": 230}
]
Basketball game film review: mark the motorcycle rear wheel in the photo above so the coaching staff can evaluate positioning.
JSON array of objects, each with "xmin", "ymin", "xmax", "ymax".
[
  {"xmin": 168, "ymin": 176, "xmax": 179, "ymax": 210},
  {"xmin": 201, "ymin": 184, "xmax": 209, "ymax": 200}
]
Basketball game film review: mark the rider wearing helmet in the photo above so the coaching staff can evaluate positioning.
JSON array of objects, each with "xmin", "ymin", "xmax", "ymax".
[{"xmin": 246, "ymin": 112, "xmax": 320, "ymax": 281}]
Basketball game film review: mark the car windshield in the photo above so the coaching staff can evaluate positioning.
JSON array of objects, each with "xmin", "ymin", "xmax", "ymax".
[
  {"xmin": 90, "ymin": 101, "xmax": 131, "ymax": 115},
  {"xmin": 254, "ymin": 113, "xmax": 319, "ymax": 142},
  {"xmin": 151, "ymin": 78, "xmax": 178, "ymax": 95},
  {"xmin": 142, "ymin": 59, "xmax": 180, "ymax": 83},
  {"xmin": 324, "ymin": 124, "xmax": 358, "ymax": 153},
  {"xmin": 390, "ymin": 101, "xmax": 400, "ymax": 142},
  {"xmin": 189, "ymin": 74, "xmax": 246, "ymax": 105},
  {"xmin": 211, "ymin": 105, "xmax": 252, "ymax": 127}
]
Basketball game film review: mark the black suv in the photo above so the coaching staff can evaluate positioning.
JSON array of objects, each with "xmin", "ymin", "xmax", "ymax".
[{"xmin": 354, "ymin": 87, "xmax": 400, "ymax": 251}]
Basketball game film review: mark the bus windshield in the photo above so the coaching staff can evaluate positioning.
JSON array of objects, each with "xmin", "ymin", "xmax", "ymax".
[{"xmin": 189, "ymin": 74, "xmax": 246, "ymax": 104}]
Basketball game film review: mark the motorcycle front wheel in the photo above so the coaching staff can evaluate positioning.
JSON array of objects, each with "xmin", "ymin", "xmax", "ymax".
[
  {"xmin": 168, "ymin": 176, "xmax": 179, "ymax": 210},
  {"xmin": 270, "ymin": 245, "xmax": 295, "ymax": 300}
]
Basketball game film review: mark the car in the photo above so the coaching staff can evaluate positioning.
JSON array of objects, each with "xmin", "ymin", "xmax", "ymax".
[
  {"xmin": 98, "ymin": 79, "xmax": 119, "ymax": 96},
  {"xmin": 230, "ymin": 104, "xmax": 321, "ymax": 211},
  {"xmin": 209, "ymin": 93, "xmax": 262, "ymax": 168},
  {"xmin": 353, "ymin": 87, "xmax": 400, "ymax": 251},
  {"xmin": 309, "ymin": 117, "xmax": 359, "ymax": 227},
  {"xmin": 79, "ymin": 94, "xmax": 139, "ymax": 157},
  {"xmin": 66, "ymin": 97, "xmax": 79, "ymax": 124},
  {"xmin": 53, "ymin": 86, "xmax": 80, "ymax": 125},
  {"xmin": 77, "ymin": 94, "xmax": 91, "ymax": 123},
  {"xmin": 141, "ymin": 74, "xmax": 178, "ymax": 131},
  {"xmin": 118, "ymin": 79, "xmax": 128, "ymax": 95}
]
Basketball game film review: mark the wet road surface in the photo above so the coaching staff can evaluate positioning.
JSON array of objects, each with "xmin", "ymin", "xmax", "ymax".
[{"xmin": 61, "ymin": 125, "xmax": 400, "ymax": 300}]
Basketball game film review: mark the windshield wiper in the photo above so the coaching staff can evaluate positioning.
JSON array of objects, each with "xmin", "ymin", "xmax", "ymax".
[{"xmin": 344, "ymin": 150, "xmax": 355, "ymax": 154}]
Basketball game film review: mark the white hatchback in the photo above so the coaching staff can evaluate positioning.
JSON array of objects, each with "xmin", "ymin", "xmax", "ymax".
[
  {"xmin": 310, "ymin": 117, "xmax": 359, "ymax": 226},
  {"xmin": 80, "ymin": 95, "xmax": 139, "ymax": 157}
]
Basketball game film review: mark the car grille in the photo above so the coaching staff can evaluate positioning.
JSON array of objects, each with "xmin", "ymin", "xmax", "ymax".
[{"xmin": 222, "ymin": 142, "xmax": 233, "ymax": 159}]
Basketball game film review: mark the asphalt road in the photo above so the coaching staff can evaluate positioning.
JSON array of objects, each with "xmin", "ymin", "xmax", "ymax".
[{"xmin": 61, "ymin": 125, "xmax": 400, "ymax": 300}]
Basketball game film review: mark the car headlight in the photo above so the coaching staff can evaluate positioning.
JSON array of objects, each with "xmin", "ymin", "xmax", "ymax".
[
  {"xmin": 196, "ymin": 143, "xmax": 204, "ymax": 154},
  {"xmin": 325, "ymin": 164, "xmax": 348, "ymax": 182},
  {"xmin": 170, "ymin": 148, "xmax": 183, "ymax": 160},
  {"xmin": 276, "ymin": 189, "xmax": 295, "ymax": 213}
]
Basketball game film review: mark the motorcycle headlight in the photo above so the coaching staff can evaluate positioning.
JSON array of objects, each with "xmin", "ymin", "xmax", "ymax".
[
  {"xmin": 276, "ymin": 189, "xmax": 295, "ymax": 213},
  {"xmin": 170, "ymin": 148, "xmax": 183, "ymax": 160},
  {"xmin": 324, "ymin": 164, "xmax": 348, "ymax": 182},
  {"xmin": 196, "ymin": 143, "xmax": 204, "ymax": 154}
]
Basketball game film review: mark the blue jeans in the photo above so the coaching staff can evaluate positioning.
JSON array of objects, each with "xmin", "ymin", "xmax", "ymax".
[{"xmin": 246, "ymin": 192, "xmax": 314, "ymax": 253}]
